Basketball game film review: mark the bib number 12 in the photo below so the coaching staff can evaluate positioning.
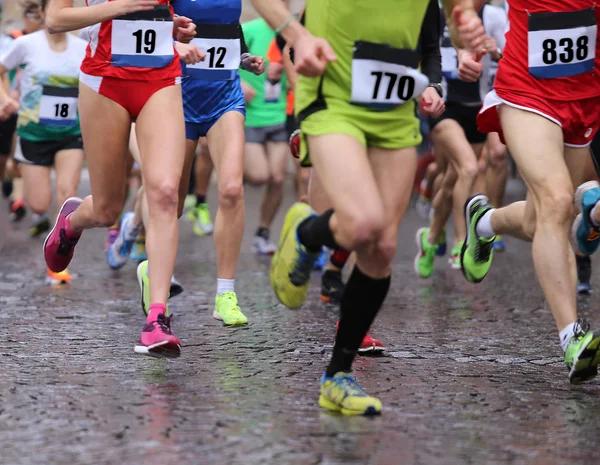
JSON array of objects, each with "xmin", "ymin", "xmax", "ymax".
[
  {"xmin": 371, "ymin": 71, "xmax": 415, "ymax": 101},
  {"xmin": 132, "ymin": 29, "xmax": 156, "ymax": 54}
]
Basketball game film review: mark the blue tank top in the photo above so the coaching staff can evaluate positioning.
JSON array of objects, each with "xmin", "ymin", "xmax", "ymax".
[{"xmin": 172, "ymin": 0, "xmax": 245, "ymax": 124}]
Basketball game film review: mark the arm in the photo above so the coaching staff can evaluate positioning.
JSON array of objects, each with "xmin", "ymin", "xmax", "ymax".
[
  {"xmin": 46, "ymin": 0, "xmax": 157, "ymax": 34},
  {"xmin": 250, "ymin": 0, "xmax": 307, "ymax": 47},
  {"xmin": 282, "ymin": 43, "xmax": 297, "ymax": 89},
  {"xmin": 441, "ymin": 0, "xmax": 486, "ymax": 50},
  {"xmin": 0, "ymin": 41, "xmax": 24, "ymax": 120},
  {"xmin": 419, "ymin": 0, "xmax": 442, "ymax": 84}
]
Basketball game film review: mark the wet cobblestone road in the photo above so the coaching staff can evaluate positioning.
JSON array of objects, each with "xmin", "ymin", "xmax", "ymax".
[{"xmin": 1, "ymin": 181, "xmax": 600, "ymax": 465}]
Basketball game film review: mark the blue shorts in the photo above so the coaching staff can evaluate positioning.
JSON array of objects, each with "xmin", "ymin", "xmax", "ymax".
[{"xmin": 185, "ymin": 106, "xmax": 246, "ymax": 140}]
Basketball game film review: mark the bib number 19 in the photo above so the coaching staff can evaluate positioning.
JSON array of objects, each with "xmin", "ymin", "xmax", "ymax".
[
  {"xmin": 132, "ymin": 29, "xmax": 156, "ymax": 54},
  {"xmin": 371, "ymin": 72, "xmax": 415, "ymax": 101}
]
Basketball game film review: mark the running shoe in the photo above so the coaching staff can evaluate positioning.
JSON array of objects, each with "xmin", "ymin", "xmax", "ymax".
[
  {"xmin": 289, "ymin": 128, "xmax": 301, "ymax": 159},
  {"xmin": 2, "ymin": 179, "xmax": 13, "ymax": 198},
  {"xmin": 213, "ymin": 292, "xmax": 248, "ymax": 327},
  {"xmin": 46, "ymin": 268, "xmax": 73, "ymax": 285},
  {"xmin": 130, "ymin": 235, "xmax": 148, "ymax": 262},
  {"xmin": 136, "ymin": 260, "xmax": 170, "ymax": 317},
  {"xmin": 105, "ymin": 228, "xmax": 119, "ymax": 252},
  {"xmin": 270, "ymin": 202, "xmax": 319, "ymax": 309},
  {"xmin": 493, "ymin": 235, "xmax": 506, "ymax": 252},
  {"xmin": 576, "ymin": 255, "xmax": 592, "ymax": 295},
  {"xmin": 134, "ymin": 313, "xmax": 181, "ymax": 358},
  {"xmin": 193, "ymin": 203, "xmax": 214, "ymax": 236},
  {"xmin": 436, "ymin": 228, "xmax": 447, "ymax": 257},
  {"xmin": 319, "ymin": 372, "xmax": 382, "ymax": 416},
  {"xmin": 320, "ymin": 269, "xmax": 345, "ymax": 304},
  {"xmin": 564, "ymin": 319, "xmax": 600, "ymax": 384},
  {"xmin": 106, "ymin": 212, "xmax": 139, "ymax": 270},
  {"xmin": 252, "ymin": 235, "xmax": 277, "ymax": 255},
  {"xmin": 29, "ymin": 216, "xmax": 50, "ymax": 238},
  {"xmin": 44, "ymin": 197, "xmax": 82, "ymax": 273},
  {"xmin": 448, "ymin": 242, "xmax": 464, "ymax": 270},
  {"xmin": 460, "ymin": 195, "xmax": 495, "ymax": 283},
  {"xmin": 414, "ymin": 227, "xmax": 438, "ymax": 278},
  {"xmin": 313, "ymin": 247, "xmax": 329, "ymax": 271},
  {"xmin": 170, "ymin": 275, "xmax": 184, "ymax": 298},
  {"xmin": 184, "ymin": 194, "xmax": 196, "ymax": 221},
  {"xmin": 416, "ymin": 194, "xmax": 432, "ymax": 220},
  {"xmin": 9, "ymin": 198, "xmax": 26, "ymax": 222},
  {"xmin": 572, "ymin": 181, "xmax": 600, "ymax": 256},
  {"xmin": 335, "ymin": 321, "xmax": 384, "ymax": 354}
]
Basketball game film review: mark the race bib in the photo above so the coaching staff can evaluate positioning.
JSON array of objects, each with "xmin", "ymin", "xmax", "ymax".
[
  {"xmin": 528, "ymin": 8, "xmax": 597, "ymax": 79},
  {"xmin": 111, "ymin": 6, "xmax": 174, "ymax": 69},
  {"xmin": 39, "ymin": 86, "xmax": 78, "ymax": 126},
  {"xmin": 264, "ymin": 80, "xmax": 282, "ymax": 102},
  {"xmin": 350, "ymin": 41, "xmax": 429, "ymax": 108},
  {"xmin": 441, "ymin": 46, "xmax": 459, "ymax": 80},
  {"xmin": 186, "ymin": 24, "xmax": 242, "ymax": 80}
]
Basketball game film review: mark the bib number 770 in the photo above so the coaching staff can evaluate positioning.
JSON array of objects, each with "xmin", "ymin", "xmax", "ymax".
[{"xmin": 370, "ymin": 71, "xmax": 415, "ymax": 101}]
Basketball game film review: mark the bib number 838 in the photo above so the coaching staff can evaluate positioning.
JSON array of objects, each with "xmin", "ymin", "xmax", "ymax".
[
  {"xmin": 542, "ymin": 36, "xmax": 588, "ymax": 65},
  {"xmin": 371, "ymin": 71, "xmax": 415, "ymax": 101}
]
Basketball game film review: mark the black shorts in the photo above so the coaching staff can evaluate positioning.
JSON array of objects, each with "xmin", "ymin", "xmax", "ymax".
[
  {"xmin": 15, "ymin": 135, "xmax": 83, "ymax": 167},
  {"xmin": 429, "ymin": 101, "xmax": 487, "ymax": 145},
  {"xmin": 590, "ymin": 132, "xmax": 600, "ymax": 178},
  {"xmin": 0, "ymin": 113, "xmax": 18, "ymax": 155},
  {"xmin": 244, "ymin": 124, "xmax": 288, "ymax": 144}
]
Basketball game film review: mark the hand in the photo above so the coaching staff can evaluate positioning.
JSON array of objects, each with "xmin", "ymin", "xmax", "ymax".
[
  {"xmin": 293, "ymin": 31, "xmax": 336, "ymax": 77},
  {"xmin": 452, "ymin": 6, "xmax": 486, "ymax": 55},
  {"xmin": 242, "ymin": 55, "xmax": 265, "ymax": 75},
  {"xmin": 0, "ymin": 97, "xmax": 19, "ymax": 121},
  {"xmin": 419, "ymin": 87, "xmax": 445, "ymax": 119},
  {"xmin": 266, "ymin": 61, "xmax": 283, "ymax": 81},
  {"xmin": 174, "ymin": 16, "xmax": 196, "ymax": 44},
  {"xmin": 175, "ymin": 42, "xmax": 205, "ymax": 65},
  {"xmin": 242, "ymin": 83, "xmax": 257, "ymax": 103},
  {"xmin": 458, "ymin": 48, "xmax": 485, "ymax": 82},
  {"xmin": 116, "ymin": 0, "xmax": 159, "ymax": 16}
]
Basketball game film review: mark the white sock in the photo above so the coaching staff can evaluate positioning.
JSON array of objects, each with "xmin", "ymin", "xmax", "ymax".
[
  {"xmin": 475, "ymin": 209, "xmax": 496, "ymax": 238},
  {"xmin": 559, "ymin": 322, "xmax": 577, "ymax": 352},
  {"xmin": 217, "ymin": 278, "xmax": 235, "ymax": 295},
  {"xmin": 591, "ymin": 203, "xmax": 600, "ymax": 227}
]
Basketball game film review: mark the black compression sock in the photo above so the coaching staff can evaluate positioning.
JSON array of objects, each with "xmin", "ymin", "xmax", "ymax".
[
  {"xmin": 325, "ymin": 266, "xmax": 390, "ymax": 377},
  {"xmin": 297, "ymin": 209, "xmax": 341, "ymax": 252},
  {"xmin": 196, "ymin": 194, "xmax": 206, "ymax": 205},
  {"xmin": 256, "ymin": 227, "xmax": 269, "ymax": 240}
]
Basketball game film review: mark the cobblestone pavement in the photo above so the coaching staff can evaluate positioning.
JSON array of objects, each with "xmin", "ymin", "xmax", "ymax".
[{"xmin": 1, "ymin": 181, "xmax": 600, "ymax": 465}]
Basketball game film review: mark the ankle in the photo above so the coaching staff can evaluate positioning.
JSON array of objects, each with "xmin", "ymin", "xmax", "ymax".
[
  {"xmin": 147, "ymin": 303, "xmax": 167, "ymax": 322},
  {"xmin": 65, "ymin": 214, "xmax": 82, "ymax": 239}
]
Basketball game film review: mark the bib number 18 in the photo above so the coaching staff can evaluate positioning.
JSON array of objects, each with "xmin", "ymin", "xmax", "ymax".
[
  {"xmin": 371, "ymin": 71, "xmax": 415, "ymax": 101},
  {"xmin": 55, "ymin": 103, "xmax": 70, "ymax": 118}
]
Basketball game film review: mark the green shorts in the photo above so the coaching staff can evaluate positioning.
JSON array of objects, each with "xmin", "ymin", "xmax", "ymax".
[{"xmin": 298, "ymin": 98, "xmax": 421, "ymax": 167}]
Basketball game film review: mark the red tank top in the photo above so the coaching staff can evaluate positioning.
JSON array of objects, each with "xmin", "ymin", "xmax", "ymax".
[
  {"xmin": 495, "ymin": 0, "xmax": 600, "ymax": 101},
  {"xmin": 80, "ymin": 0, "xmax": 180, "ymax": 80}
]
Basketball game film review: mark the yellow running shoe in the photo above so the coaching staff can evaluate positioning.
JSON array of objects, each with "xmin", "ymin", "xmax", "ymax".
[
  {"xmin": 46, "ymin": 268, "xmax": 72, "ymax": 285},
  {"xmin": 319, "ymin": 372, "xmax": 382, "ymax": 416},
  {"xmin": 270, "ymin": 202, "xmax": 319, "ymax": 309},
  {"xmin": 213, "ymin": 292, "xmax": 248, "ymax": 327},
  {"xmin": 136, "ymin": 261, "xmax": 170, "ymax": 317}
]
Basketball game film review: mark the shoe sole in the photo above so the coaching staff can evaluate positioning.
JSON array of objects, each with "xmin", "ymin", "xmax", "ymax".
[
  {"xmin": 318, "ymin": 396, "xmax": 381, "ymax": 416},
  {"xmin": 212, "ymin": 310, "xmax": 248, "ymax": 327},
  {"xmin": 413, "ymin": 228, "xmax": 432, "ymax": 278},
  {"xmin": 570, "ymin": 331, "xmax": 600, "ymax": 384},
  {"xmin": 460, "ymin": 195, "xmax": 489, "ymax": 284},
  {"xmin": 574, "ymin": 181, "xmax": 600, "ymax": 213},
  {"xmin": 169, "ymin": 282, "xmax": 184, "ymax": 299},
  {"xmin": 137, "ymin": 261, "xmax": 148, "ymax": 316},
  {"xmin": 43, "ymin": 197, "xmax": 82, "ymax": 273},
  {"xmin": 358, "ymin": 346, "xmax": 384, "ymax": 354},
  {"xmin": 134, "ymin": 340, "xmax": 181, "ymax": 359}
]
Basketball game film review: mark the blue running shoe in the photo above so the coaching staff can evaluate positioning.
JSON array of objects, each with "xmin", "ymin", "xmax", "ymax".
[
  {"xmin": 436, "ymin": 228, "xmax": 447, "ymax": 257},
  {"xmin": 107, "ymin": 212, "xmax": 140, "ymax": 270},
  {"xmin": 314, "ymin": 247, "xmax": 329, "ymax": 271},
  {"xmin": 572, "ymin": 181, "xmax": 600, "ymax": 256},
  {"xmin": 493, "ymin": 235, "xmax": 506, "ymax": 252},
  {"xmin": 130, "ymin": 235, "xmax": 148, "ymax": 262}
]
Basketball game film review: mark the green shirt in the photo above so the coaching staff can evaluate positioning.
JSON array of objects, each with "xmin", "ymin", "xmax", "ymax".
[{"xmin": 240, "ymin": 18, "xmax": 288, "ymax": 128}]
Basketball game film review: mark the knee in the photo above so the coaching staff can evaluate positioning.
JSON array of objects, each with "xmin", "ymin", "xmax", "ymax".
[
  {"xmin": 146, "ymin": 180, "xmax": 179, "ymax": 213},
  {"xmin": 269, "ymin": 171, "xmax": 286, "ymax": 188},
  {"xmin": 219, "ymin": 179, "xmax": 244, "ymax": 208},
  {"xmin": 244, "ymin": 171, "xmax": 269, "ymax": 186},
  {"xmin": 56, "ymin": 184, "xmax": 75, "ymax": 201},
  {"xmin": 298, "ymin": 168, "xmax": 310, "ymax": 186},
  {"xmin": 490, "ymin": 147, "xmax": 508, "ymax": 167},
  {"xmin": 458, "ymin": 159, "xmax": 479, "ymax": 181},
  {"xmin": 539, "ymin": 189, "xmax": 574, "ymax": 225},
  {"xmin": 343, "ymin": 209, "xmax": 385, "ymax": 249}
]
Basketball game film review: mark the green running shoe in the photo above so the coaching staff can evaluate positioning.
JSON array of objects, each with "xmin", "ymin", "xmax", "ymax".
[
  {"xmin": 319, "ymin": 372, "xmax": 382, "ymax": 416},
  {"xmin": 136, "ymin": 260, "xmax": 170, "ymax": 317},
  {"xmin": 565, "ymin": 319, "xmax": 600, "ymax": 384},
  {"xmin": 184, "ymin": 194, "xmax": 196, "ymax": 221},
  {"xmin": 448, "ymin": 242, "xmax": 464, "ymax": 270},
  {"xmin": 460, "ymin": 195, "xmax": 495, "ymax": 283},
  {"xmin": 414, "ymin": 227, "xmax": 438, "ymax": 278},
  {"xmin": 213, "ymin": 292, "xmax": 248, "ymax": 327},
  {"xmin": 193, "ymin": 203, "xmax": 214, "ymax": 236}
]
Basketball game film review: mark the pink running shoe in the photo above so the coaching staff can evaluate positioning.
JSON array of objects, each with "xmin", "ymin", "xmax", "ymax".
[
  {"xmin": 134, "ymin": 313, "xmax": 181, "ymax": 358},
  {"xmin": 43, "ymin": 197, "xmax": 83, "ymax": 273}
]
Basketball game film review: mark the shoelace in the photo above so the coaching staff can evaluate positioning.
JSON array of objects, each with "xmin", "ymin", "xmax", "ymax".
[
  {"xmin": 334, "ymin": 374, "xmax": 367, "ymax": 397},
  {"xmin": 573, "ymin": 318, "xmax": 591, "ymax": 340},
  {"xmin": 57, "ymin": 228, "xmax": 79, "ymax": 256},
  {"xmin": 156, "ymin": 313, "xmax": 173, "ymax": 335},
  {"xmin": 289, "ymin": 245, "xmax": 315, "ymax": 285}
]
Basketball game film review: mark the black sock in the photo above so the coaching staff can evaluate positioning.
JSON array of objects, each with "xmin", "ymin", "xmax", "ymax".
[
  {"xmin": 297, "ymin": 209, "xmax": 341, "ymax": 252},
  {"xmin": 256, "ymin": 227, "xmax": 269, "ymax": 240},
  {"xmin": 188, "ymin": 157, "xmax": 196, "ymax": 195},
  {"xmin": 196, "ymin": 194, "xmax": 206, "ymax": 205},
  {"xmin": 326, "ymin": 266, "xmax": 390, "ymax": 377}
]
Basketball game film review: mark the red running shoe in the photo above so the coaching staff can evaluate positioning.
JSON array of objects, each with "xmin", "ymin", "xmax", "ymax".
[
  {"xmin": 43, "ymin": 197, "xmax": 82, "ymax": 272},
  {"xmin": 289, "ymin": 129, "xmax": 301, "ymax": 159},
  {"xmin": 335, "ymin": 321, "xmax": 385, "ymax": 354},
  {"xmin": 135, "ymin": 313, "xmax": 181, "ymax": 358}
]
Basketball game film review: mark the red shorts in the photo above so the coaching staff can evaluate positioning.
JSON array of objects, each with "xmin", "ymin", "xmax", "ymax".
[
  {"xmin": 477, "ymin": 89, "xmax": 600, "ymax": 147},
  {"xmin": 79, "ymin": 72, "xmax": 181, "ymax": 119}
]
